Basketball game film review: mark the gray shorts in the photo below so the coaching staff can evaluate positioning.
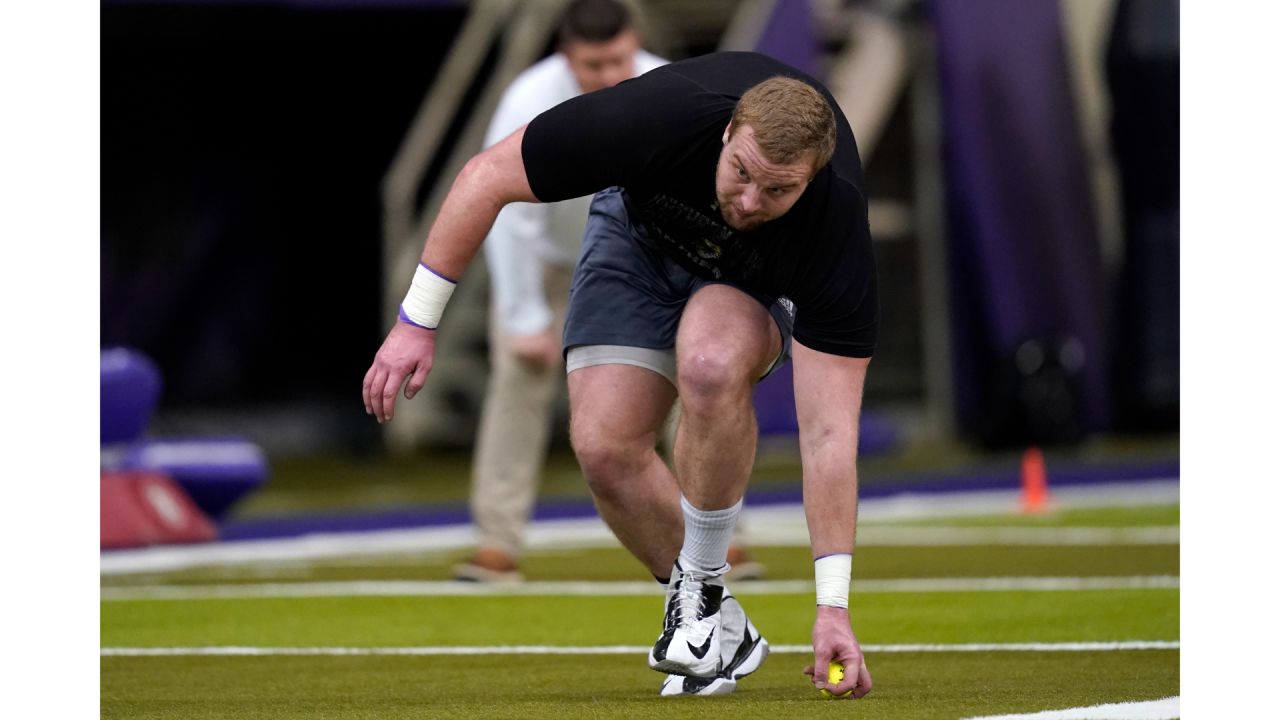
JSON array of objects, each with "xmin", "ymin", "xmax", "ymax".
[{"xmin": 563, "ymin": 187, "xmax": 795, "ymax": 386}]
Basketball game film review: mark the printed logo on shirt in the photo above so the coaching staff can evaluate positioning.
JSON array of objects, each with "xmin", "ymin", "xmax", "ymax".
[{"xmin": 637, "ymin": 193, "xmax": 764, "ymax": 282}]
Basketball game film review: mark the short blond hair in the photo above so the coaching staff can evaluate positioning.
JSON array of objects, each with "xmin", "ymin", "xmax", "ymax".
[{"xmin": 730, "ymin": 76, "xmax": 836, "ymax": 173}]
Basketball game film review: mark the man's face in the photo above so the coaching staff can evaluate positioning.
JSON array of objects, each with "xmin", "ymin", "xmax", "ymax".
[
  {"xmin": 715, "ymin": 123, "xmax": 815, "ymax": 231},
  {"xmin": 563, "ymin": 29, "xmax": 640, "ymax": 94}
]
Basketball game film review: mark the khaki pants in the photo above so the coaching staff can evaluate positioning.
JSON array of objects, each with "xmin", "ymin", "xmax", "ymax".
[{"xmin": 469, "ymin": 265, "xmax": 574, "ymax": 556}]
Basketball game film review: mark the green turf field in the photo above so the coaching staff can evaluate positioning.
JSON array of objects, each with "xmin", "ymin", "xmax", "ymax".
[{"xmin": 101, "ymin": 501, "xmax": 1179, "ymax": 719}]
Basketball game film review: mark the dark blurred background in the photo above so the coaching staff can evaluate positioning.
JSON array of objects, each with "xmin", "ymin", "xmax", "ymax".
[
  {"xmin": 101, "ymin": 1, "xmax": 467, "ymax": 445},
  {"xmin": 101, "ymin": 0, "xmax": 1178, "ymax": 512}
]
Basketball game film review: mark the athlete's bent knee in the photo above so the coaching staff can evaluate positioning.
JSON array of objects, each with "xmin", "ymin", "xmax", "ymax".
[
  {"xmin": 571, "ymin": 429, "xmax": 643, "ymax": 501},
  {"xmin": 677, "ymin": 345, "xmax": 751, "ymax": 413}
]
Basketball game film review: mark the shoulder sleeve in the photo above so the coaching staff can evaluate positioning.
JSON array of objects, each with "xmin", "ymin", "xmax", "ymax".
[
  {"xmin": 793, "ymin": 272, "xmax": 879, "ymax": 358},
  {"xmin": 791, "ymin": 215, "xmax": 879, "ymax": 359},
  {"xmin": 520, "ymin": 69, "xmax": 704, "ymax": 202}
]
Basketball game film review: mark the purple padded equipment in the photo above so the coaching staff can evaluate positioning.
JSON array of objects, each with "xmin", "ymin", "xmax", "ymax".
[
  {"xmin": 100, "ymin": 347, "xmax": 162, "ymax": 445},
  {"xmin": 754, "ymin": 364, "xmax": 900, "ymax": 456},
  {"xmin": 121, "ymin": 437, "xmax": 269, "ymax": 520}
]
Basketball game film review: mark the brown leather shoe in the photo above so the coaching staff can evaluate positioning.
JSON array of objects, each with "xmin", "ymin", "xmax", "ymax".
[
  {"xmin": 453, "ymin": 546, "xmax": 524, "ymax": 583},
  {"xmin": 725, "ymin": 544, "xmax": 766, "ymax": 581}
]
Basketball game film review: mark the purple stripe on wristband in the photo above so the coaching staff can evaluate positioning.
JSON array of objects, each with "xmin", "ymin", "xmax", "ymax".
[
  {"xmin": 398, "ymin": 304, "xmax": 434, "ymax": 330},
  {"xmin": 814, "ymin": 552, "xmax": 853, "ymax": 561},
  {"xmin": 418, "ymin": 261, "xmax": 458, "ymax": 285}
]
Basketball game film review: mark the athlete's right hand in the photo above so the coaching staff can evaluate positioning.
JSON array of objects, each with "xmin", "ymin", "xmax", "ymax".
[{"xmin": 363, "ymin": 322, "xmax": 437, "ymax": 423}]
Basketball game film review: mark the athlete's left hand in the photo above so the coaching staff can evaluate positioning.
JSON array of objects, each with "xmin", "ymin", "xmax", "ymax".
[{"xmin": 803, "ymin": 605, "xmax": 872, "ymax": 698}]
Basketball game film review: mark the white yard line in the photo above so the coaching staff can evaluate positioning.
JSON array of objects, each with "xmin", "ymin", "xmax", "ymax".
[
  {"xmin": 853, "ymin": 479, "xmax": 1179, "ymax": 522},
  {"xmin": 759, "ymin": 525, "xmax": 1180, "ymax": 546},
  {"xmin": 962, "ymin": 696, "xmax": 1179, "ymax": 720},
  {"xmin": 99, "ymin": 522, "xmax": 1179, "ymax": 576},
  {"xmin": 100, "ymin": 575, "xmax": 1179, "ymax": 601},
  {"xmin": 100, "ymin": 479, "xmax": 1179, "ymax": 575},
  {"xmin": 100, "ymin": 641, "xmax": 1179, "ymax": 657}
]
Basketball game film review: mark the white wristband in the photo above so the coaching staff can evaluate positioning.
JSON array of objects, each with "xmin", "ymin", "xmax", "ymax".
[
  {"xmin": 815, "ymin": 554, "xmax": 852, "ymax": 608},
  {"xmin": 399, "ymin": 262, "xmax": 457, "ymax": 330}
]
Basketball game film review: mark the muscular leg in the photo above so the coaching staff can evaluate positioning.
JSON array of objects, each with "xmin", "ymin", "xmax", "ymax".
[
  {"xmin": 674, "ymin": 285, "xmax": 782, "ymax": 511},
  {"xmin": 568, "ymin": 363, "xmax": 683, "ymax": 577}
]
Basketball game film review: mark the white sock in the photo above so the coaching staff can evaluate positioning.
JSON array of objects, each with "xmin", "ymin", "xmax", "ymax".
[{"xmin": 678, "ymin": 495, "xmax": 742, "ymax": 577}]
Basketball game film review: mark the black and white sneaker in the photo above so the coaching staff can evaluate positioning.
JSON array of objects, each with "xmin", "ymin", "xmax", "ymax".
[
  {"xmin": 659, "ymin": 674, "xmax": 736, "ymax": 697},
  {"xmin": 658, "ymin": 593, "xmax": 770, "ymax": 696},
  {"xmin": 648, "ymin": 560, "xmax": 726, "ymax": 678},
  {"xmin": 717, "ymin": 594, "xmax": 769, "ymax": 680}
]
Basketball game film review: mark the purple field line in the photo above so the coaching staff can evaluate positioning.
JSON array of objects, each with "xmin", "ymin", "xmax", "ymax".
[{"xmin": 214, "ymin": 459, "xmax": 1178, "ymax": 542}]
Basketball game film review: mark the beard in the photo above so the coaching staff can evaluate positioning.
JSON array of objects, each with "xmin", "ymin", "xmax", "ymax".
[
  {"xmin": 721, "ymin": 204, "xmax": 764, "ymax": 231},
  {"xmin": 716, "ymin": 191, "xmax": 764, "ymax": 231}
]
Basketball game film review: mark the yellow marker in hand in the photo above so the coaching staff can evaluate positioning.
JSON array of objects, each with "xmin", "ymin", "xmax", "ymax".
[{"xmin": 820, "ymin": 661, "xmax": 854, "ymax": 698}]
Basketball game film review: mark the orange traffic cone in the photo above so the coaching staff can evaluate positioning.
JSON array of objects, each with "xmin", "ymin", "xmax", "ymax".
[{"xmin": 1020, "ymin": 447, "xmax": 1050, "ymax": 514}]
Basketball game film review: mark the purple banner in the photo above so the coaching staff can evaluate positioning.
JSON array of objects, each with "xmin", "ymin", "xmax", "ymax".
[
  {"xmin": 753, "ymin": 0, "xmax": 821, "ymax": 79},
  {"xmin": 933, "ymin": 0, "xmax": 1110, "ymax": 440}
]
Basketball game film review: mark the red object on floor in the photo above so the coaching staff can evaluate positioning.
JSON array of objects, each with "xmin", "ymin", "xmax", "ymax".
[
  {"xmin": 101, "ymin": 470, "xmax": 218, "ymax": 549},
  {"xmin": 1020, "ymin": 447, "xmax": 1051, "ymax": 514}
]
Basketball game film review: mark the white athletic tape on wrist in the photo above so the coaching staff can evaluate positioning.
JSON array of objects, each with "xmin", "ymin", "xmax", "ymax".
[
  {"xmin": 815, "ymin": 553, "xmax": 852, "ymax": 608},
  {"xmin": 399, "ymin": 262, "xmax": 457, "ymax": 330}
]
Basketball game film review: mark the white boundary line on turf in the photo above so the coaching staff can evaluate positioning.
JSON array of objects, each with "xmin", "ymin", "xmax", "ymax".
[
  {"xmin": 100, "ymin": 641, "xmax": 1179, "ymax": 657},
  {"xmin": 819, "ymin": 526, "xmax": 1178, "ymax": 546},
  {"xmin": 962, "ymin": 695, "xmax": 1179, "ymax": 720},
  {"xmin": 99, "ymin": 479, "xmax": 1179, "ymax": 576},
  {"xmin": 100, "ymin": 575, "xmax": 1179, "ymax": 601}
]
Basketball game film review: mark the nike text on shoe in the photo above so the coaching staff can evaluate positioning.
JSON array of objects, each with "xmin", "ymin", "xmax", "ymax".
[
  {"xmin": 648, "ymin": 560, "xmax": 726, "ymax": 677},
  {"xmin": 660, "ymin": 674, "xmax": 737, "ymax": 697}
]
